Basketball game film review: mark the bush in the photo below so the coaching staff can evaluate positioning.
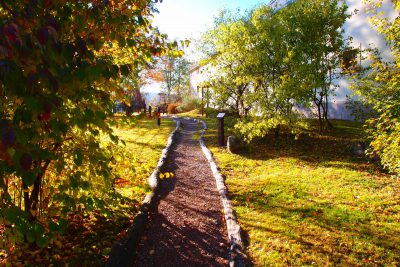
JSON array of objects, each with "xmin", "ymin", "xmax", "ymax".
[
  {"xmin": 204, "ymin": 108, "xmax": 220, "ymax": 117},
  {"xmin": 176, "ymin": 96, "xmax": 201, "ymax": 112},
  {"xmin": 205, "ymin": 108, "xmax": 240, "ymax": 117},
  {"xmin": 167, "ymin": 103, "xmax": 180, "ymax": 114},
  {"xmin": 234, "ymin": 115, "xmax": 309, "ymax": 143}
]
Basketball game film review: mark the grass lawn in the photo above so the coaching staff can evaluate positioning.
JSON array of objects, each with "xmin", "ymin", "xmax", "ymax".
[
  {"xmin": 199, "ymin": 115, "xmax": 400, "ymax": 266},
  {"xmin": 4, "ymin": 116, "xmax": 174, "ymax": 266},
  {"xmin": 109, "ymin": 115, "xmax": 175, "ymax": 199}
]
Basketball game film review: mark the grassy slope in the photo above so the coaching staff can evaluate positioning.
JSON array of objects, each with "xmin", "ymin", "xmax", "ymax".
[{"xmin": 199, "ymin": 116, "xmax": 400, "ymax": 266}]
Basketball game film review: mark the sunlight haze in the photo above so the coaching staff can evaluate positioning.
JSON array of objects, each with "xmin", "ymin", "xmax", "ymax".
[{"xmin": 153, "ymin": 0, "xmax": 268, "ymax": 41}]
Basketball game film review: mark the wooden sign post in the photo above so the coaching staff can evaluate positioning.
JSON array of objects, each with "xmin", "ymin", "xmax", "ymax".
[
  {"xmin": 217, "ymin": 113, "xmax": 225, "ymax": 146},
  {"xmin": 156, "ymin": 107, "xmax": 161, "ymax": 126}
]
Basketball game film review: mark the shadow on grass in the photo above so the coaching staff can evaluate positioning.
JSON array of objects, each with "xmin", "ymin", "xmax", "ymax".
[
  {"xmin": 203, "ymin": 119, "xmax": 381, "ymax": 175},
  {"xmin": 196, "ymin": 117, "xmax": 400, "ymax": 265},
  {"xmin": 238, "ymin": 198, "xmax": 400, "ymax": 265}
]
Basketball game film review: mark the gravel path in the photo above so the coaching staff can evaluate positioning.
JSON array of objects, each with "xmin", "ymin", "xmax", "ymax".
[{"xmin": 135, "ymin": 119, "xmax": 229, "ymax": 267}]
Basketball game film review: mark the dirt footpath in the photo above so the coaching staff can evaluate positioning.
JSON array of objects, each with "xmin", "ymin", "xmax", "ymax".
[{"xmin": 134, "ymin": 119, "xmax": 229, "ymax": 267}]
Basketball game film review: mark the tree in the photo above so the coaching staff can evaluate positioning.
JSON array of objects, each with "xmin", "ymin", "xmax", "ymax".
[
  {"xmin": 200, "ymin": 10, "xmax": 253, "ymax": 116},
  {"xmin": 120, "ymin": 64, "xmax": 152, "ymax": 116},
  {"xmin": 283, "ymin": 0, "xmax": 348, "ymax": 132},
  {"xmin": 352, "ymin": 0, "xmax": 400, "ymax": 175},
  {"xmin": 156, "ymin": 53, "xmax": 192, "ymax": 101},
  {"xmin": 0, "ymin": 0, "xmax": 171, "ymax": 247},
  {"xmin": 201, "ymin": 1, "xmax": 349, "ymax": 141},
  {"xmin": 247, "ymin": 4, "xmax": 309, "ymax": 127}
]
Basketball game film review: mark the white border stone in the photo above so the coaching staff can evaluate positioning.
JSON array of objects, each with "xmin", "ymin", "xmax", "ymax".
[{"xmin": 195, "ymin": 118, "xmax": 248, "ymax": 267}]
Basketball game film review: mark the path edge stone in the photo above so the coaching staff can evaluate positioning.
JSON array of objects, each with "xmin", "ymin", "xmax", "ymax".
[
  {"xmin": 106, "ymin": 119, "xmax": 181, "ymax": 267},
  {"xmin": 195, "ymin": 118, "xmax": 250, "ymax": 267}
]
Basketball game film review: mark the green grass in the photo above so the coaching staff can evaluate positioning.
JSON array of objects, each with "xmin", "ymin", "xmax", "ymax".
[
  {"xmin": 196, "ymin": 113, "xmax": 400, "ymax": 266},
  {"xmin": 110, "ymin": 116, "xmax": 174, "ymax": 199},
  {"xmin": 176, "ymin": 108, "xmax": 207, "ymax": 118}
]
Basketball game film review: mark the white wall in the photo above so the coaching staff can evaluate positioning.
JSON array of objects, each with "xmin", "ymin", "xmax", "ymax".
[
  {"xmin": 189, "ymin": 65, "xmax": 213, "ymax": 97},
  {"xmin": 336, "ymin": 0, "xmax": 397, "ymax": 101},
  {"xmin": 328, "ymin": 0, "xmax": 397, "ymax": 119}
]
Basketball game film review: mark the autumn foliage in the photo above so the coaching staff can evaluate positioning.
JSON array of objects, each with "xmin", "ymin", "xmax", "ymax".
[{"xmin": 0, "ymin": 0, "xmax": 172, "ymax": 254}]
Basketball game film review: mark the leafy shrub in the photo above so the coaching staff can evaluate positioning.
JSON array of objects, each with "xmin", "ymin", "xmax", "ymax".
[
  {"xmin": 234, "ymin": 117, "xmax": 279, "ymax": 143},
  {"xmin": 167, "ymin": 103, "xmax": 180, "ymax": 114},
  {"xmin": 204, "ymin": 108, "xmax": 220, "ymax": 117},
  {"xmin": 0, "ymin": 0, "xmax": 173, "ymax": 252},
  {"xmin": 176, "ymin": 96, "xmax": 201, "ymax": 112},
  {"xmin": 234, "ymin": 116, "xmax": 309, "ymax": 143},
  {"xmin": 366, "ymin": 115, "xmax": 400, "ymax": 175},
  {"xmin": 352, "ymin": 2, "xmax": 400, "ymax": 175},
  {"xmin": 345, "ymin": 97, "xmax": 376, "ymax": 122}
]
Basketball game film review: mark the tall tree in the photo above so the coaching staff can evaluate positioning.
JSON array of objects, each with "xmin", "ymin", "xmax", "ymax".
[
  {"xmin": 201, "ymin": 1, "xmax": 349, "ymax": 141},
  {"xmin": 0, "ymin": 0, "xmax": 172, "ymax": 246},
  {"xmin": 200, "ymin": 10, "xmax": 253, "ymax": 116},
  {"xmin": 157, "ymin": 54, "xmax": 192, "ymax": 101},
  {"xmin": 282, "ymin": 0, "xmax": 349, "ymax": 132}
]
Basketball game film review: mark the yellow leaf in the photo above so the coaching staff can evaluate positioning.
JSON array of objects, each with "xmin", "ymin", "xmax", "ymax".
[
  {"xmin": 55, "ymin": 240, "xmax": 62, "ymax": 248},
  {"xmin": 165, "ymin": 172, "xmax": 170, "ymax": 178},
  {"xmin": 159, "ymin": 173, "xmax": 164, "ymax": 179}
]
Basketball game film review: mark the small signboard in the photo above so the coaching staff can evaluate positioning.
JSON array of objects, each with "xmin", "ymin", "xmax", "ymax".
[
  {"xmin": 217, "ymin": 113, "xmax": 225, "ymax": 146},
  {"xmin": 217, "ymin": 113, "xmax": 225, "ymax": 118}
]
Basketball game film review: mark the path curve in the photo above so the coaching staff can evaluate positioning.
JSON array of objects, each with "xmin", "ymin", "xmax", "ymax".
[{"xmin": 135, "ymin": 119, "xmax": 229, "ymax": 266}]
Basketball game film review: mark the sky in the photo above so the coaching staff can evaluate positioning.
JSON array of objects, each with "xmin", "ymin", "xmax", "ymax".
[
  {"xmin": 144, "ymin": 0, "xmax": 270, "ymax": 93},
  {"xmin": 152, "ymin": 0, "xmax": 269, "ymax": 41}
]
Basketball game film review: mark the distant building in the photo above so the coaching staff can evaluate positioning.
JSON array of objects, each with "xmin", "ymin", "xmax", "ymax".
[{"xmin": 189, "ymin": 65, "xmax": 207, "ymax": 98}]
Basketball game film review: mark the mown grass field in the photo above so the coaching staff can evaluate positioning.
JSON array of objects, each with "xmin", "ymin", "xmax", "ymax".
[
  {"xmin": 5, "ymin": 116, "xmax": 174, "ymax": 266},
  {"xmin": 199, "ymin": 115, "xmax": 400, "ymax": 266}
]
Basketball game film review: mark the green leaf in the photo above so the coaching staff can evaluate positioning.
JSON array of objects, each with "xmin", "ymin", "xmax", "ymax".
[
  {"xmin": 33, "ymin": 222, "xmax": 45, "ymax": 238},
  {"xmin": 58, "ymin": 219, "xmax": 68, "ymax": 234},
  {"xmin": 127, "ymin": 39, "xmax": 135, "ymax": 47},
  {"xmin": 4, "ymin": 206, "xmax": 21, "ymax": 223},
  {"xmin": 95, "ymin": 111, "xmax": 107, "ymax": 121},
  {"xmin": 109, "ymin": 133, "xmax": 119, "ymax": 144},
  {"xmin": 26, "ymin": 230, "xmax": 35, "ymax": 243},
  {"xmin": 24, "ymin": 97, "xmax": 41, "ymax": 112},
  {"xmin": 36, "ymin": 235, "xmax": 48, "ymax": 247},
  {"xmin": 85, "ymin": 108, "xmax": 95, "ymax": 120},
  {"xmin": 120, "ymin": 65, "xmax": 131, "ymax": 76},
  {"xmin": 73, "ymin": 150, "xmax": 83, "ymax": 166},
  {"xmin": 70, "ymin": 172, "xmax": 81, "ymax": 188},
  {"xmin": 48, "ymin": 221, "xmax": 59, "ymax": 232},
  {"xmin": 22, "ymin": 172, "xmax": 36, "ymax": 187}
]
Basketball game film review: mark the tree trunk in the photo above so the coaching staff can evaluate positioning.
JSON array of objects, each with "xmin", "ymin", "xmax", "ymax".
[
  {"xmin": 235, "ymin": 99, "xmax": 240, "ymax": 117},
  {"xmin": 317, "ymin": 102, "xmax": 323, "ymax": 133},
  {"xmin": 29, "ymin": 174, "xmax": 42, "ymax": 219},
  {"xmin": 323, "ymin": 86, "xmax": 333, "ymax": 129},
  {"xmin": 23, "ymin": 182, "xmax": 30, "ymax": 214}
]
